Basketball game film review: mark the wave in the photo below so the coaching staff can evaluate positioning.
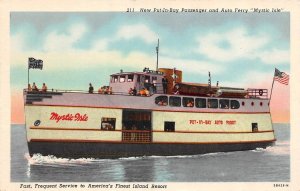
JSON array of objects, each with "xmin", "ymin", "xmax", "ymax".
[
  {"xmin": 275, "ymin": 141, "xmax": 290, "ymax": 146},
  {"xmin": 250, "ymin": 141, "xmax": 290, "ymax": 155},
  {"xmin": 265, "ymin": 145, "xmax": 290, "ymax": 156},
  {"xmin": 24, "ymin": 153, "xmax": 107, "ymax": 166},
  {"xmin": 25, "ymin": 151, "xmax": 235, "ymax": 166}
]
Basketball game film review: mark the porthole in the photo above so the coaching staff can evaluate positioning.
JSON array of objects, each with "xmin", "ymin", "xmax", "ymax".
[
  {"xmin": 251, "ymin": 102, "xmax": 254, "ymax": 106},
  {"xmin": 242, "ymin": 101, "xmax": 245, "ymax": 106},
  {"xmin": 34, "ymin": 120, "xmax": 41, "ymax": 126},
  {"xmin": 260, "ymin": 102, "xmax": 263, "ymax": 106}
]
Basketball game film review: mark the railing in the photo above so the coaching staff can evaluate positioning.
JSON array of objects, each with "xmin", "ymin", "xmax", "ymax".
[
  {"xmin": 122, "ymin": 130, "xmax": 152, "ymax": 142},
  {"xmin": 247, "ymin": 88, "xmax": 268, "ymax": 98},
  {"xmin": 24, "ymin": 88, "xmax": 87, "ymax": 93},
  {"xmin": 24, "ymin": 88, "xmax": 156, "ymax": 96}
]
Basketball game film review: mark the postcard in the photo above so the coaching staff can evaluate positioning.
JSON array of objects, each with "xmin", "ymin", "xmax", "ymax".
[{"xmin": 1, "ymin": 0, "xmax": 299, "ymax": 190}]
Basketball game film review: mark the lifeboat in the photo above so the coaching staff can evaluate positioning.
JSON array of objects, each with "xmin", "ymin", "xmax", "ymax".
[{"xmin": 216, "ymin": 88, "xmax": 247, "ymax": 98}]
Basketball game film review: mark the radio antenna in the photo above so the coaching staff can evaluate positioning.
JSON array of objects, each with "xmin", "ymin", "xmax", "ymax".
[{"xmin": 156, "ymin": 39, "xmax": 159, "ymax": 71}]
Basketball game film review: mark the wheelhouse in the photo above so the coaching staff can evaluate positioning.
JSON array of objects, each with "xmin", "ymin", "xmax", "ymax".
[{"xmin": 109, "ymin": 68, "xmax": 164, "ymax": 94}]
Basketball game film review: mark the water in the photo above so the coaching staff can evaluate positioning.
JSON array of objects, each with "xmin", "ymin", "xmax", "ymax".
[{"xmin": 11, "ymin": 124, "xmax": 290, "ymax": 182}]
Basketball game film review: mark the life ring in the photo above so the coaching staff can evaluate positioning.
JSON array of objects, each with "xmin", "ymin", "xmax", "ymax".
[{"xmin": 258, "ymin": 89, "xmax": 263, "ymax": 96}]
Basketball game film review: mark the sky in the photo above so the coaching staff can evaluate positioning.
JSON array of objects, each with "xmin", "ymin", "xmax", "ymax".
[{"xmin": 10, "ymin": 12, "xmax": 290, "ymax": 123}]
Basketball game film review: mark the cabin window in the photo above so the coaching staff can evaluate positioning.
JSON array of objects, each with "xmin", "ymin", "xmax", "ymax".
[
  {"xmin": 119, "ymin": 75, "xmax": 126, "ymax": 82},
  {"xmin": 113, "ymin": 76, "xmax": 118, "ymax": 83},
  {"xmin": 152, "ymin": 76, "xmax": 157, "ymax": 83},
  {"xmin": 195, "ymin": 98, "xmax": 206, "ymax": 108},
  {"xmin": 183, "ymin": 97, "xmax": 194, "ymax": 107},
  {"xmin": 219, "ymin": 99, "xmax": 229, "ymax": 109},
  {"xmin": 127, "ymin": 75, "xmax": 134, "ymax": 82},
  {"xmin": 169, "ymin": 96, "xmax": 181, "ymax": 107},
  {"xmin": 207, "ymin": 99, "xmax": 218, "ymax": 108},
  {"xmin": 155, "ymin": 96, "xmax": 168, "ymax": 106},
  {"xmin": 164, "ymin": 121, "xmax": 175, "ymax": 132},
  {"xmin": 231, "ymin": 100, "xmax": 240, "ymax": 109},
  {"xmin": 252, "ymin": 123, "xmax": 258, "ymax": 132},
  {"xmin": 101, "ymin": 117, "xmax": 116, "ymax": 130},
  {"xmin": 145, "ymin": 76, "xmax": 150, "ymax": 83},
  {"xmin": 137, "ymin": 75, "xmax": 140, "ymax": 82}
]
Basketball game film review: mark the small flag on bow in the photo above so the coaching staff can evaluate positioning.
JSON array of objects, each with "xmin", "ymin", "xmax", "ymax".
[
  {"xmin": 28, "ymin": 57, "xmax": 43, "ymax": 70},
  {"xmin": 274, "ymin": 68, "xmax": 289, "ymax": 85}
]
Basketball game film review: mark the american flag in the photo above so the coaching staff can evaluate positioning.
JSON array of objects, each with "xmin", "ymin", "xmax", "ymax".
[{"xmin": 274, "ymin": 68, "xmax": 289, "ymax": 85}]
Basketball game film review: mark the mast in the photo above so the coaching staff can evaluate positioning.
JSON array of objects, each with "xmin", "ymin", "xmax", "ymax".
[
  {"xmin": 156, "ymin": 39, "xmax": 159, "ymax": 71},
  {"xmin": 208, "ymin": 71, "xmax": 211, "ymax": 94},
  {"xmin": 28, "ymin": 58, "xmax": 29, "ymax": 86}
]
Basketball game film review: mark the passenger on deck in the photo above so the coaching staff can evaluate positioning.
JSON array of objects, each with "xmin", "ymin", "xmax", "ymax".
[
  {"xmin": 128, "ymin": 88, "xmax": 137, "ymax": 96},
  {"xmin": 128, "ymin": 88, "xmax": 134, "ymax": 95},
  {"xmin": 162, "ymin": 76, "xmax": 168, "ymax": 94},
  {"xmin": 108, "ymin": 87, "xmax": 112, "ymax": 94},
  {"xmin": 32, "ymin": 82, "xmax": 38, "ymax": 91},
  {"xmin": 132, "ymin": 87, "xmax": 137, "ymax": 96},
  {"xmin": 149, "ymin": 83, "xmax": 155, "ymax": 95},
  {"xmin": 27, "ymin": 84, "xmax": 32, "ymax": 92},
  {"xmin": 144, "ymin": 88, "xmax": 150, "ymax": 96},
  {"xmin": 152, "ymin": 83, "xmax": 157, "ymax": 94},
  {"xmin": 139, "ymin": 88, "xmax": 147, "ymax": 96},
  {"xmin": 98, "ymin": 87, "xmax": 103, "ymax": 94},
  {"xmin": 89, "ymin": 83, "xmax": 94, "ymax": 93},
  {"xmin": 100, "ymin": 86, "xmax": 106, "ymax": 94},
  {"xmin": 42, "ymin": 83, "xmax": 47, "ymax": 92}
]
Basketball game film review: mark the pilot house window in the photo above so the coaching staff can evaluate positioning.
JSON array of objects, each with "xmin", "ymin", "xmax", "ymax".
[
  {"xmin": 112, "ymin": 76, "xmax": 118, "ymax": 83},
  {"xmin": 101, "ymin": 118, "xmax": 116, "ymax": 130},
  {"xmin": 127, "ymin": 75, "xmax": 134, "ymax": 82},
  {"xmin": 119, "ymin": 75, "xmax": 126, "ymax": 82},
  {"xmin": 145, "ymin": 76, "xmax": 150, "ymax": 83}
]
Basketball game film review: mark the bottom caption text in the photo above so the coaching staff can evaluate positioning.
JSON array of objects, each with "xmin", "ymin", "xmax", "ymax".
[{"xmin": 20, "ymin": 183, "xmax": 167, "ymax": 189}]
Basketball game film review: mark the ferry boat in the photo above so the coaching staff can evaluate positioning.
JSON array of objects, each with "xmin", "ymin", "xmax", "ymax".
[{"xmin": 23, "ymin": 65, "xmax": 275, "ymax": 158}]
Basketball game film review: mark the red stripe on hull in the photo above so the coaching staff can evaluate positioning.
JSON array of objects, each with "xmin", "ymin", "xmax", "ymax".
[
  {"xmin": 29, "ymin": 138, "xmax": 276, "ymax": 144},
  {"xmin": 26, "ymin": 103, "xmax": 270, "ymax": 114},
  {"xmin": 29, "ymin": 126, "xmax": 274, "ymax": 134}
]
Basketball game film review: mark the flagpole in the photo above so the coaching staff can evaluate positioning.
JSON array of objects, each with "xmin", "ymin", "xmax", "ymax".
[
  {"xmin": 156, "ymin": 38, "xmax": 159, "ymax": 71},
  {"xmin": 28, "ymin": 58, "xmax": 29, "ymax": 86},
  {"xmin": 269, "ymin": 69, "xmax": 276, "ymax": 103}
]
